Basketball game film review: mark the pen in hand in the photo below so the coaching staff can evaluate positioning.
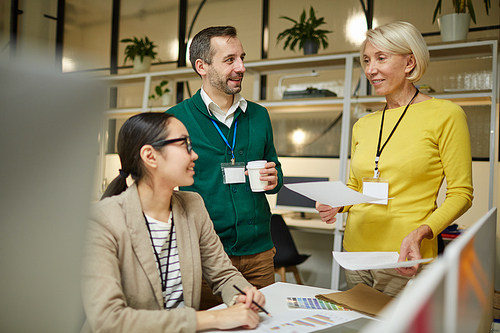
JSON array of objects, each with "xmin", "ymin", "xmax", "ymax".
[{"xmin": 233, "ymin": 285, "xmax": 272, "ymax": 317}]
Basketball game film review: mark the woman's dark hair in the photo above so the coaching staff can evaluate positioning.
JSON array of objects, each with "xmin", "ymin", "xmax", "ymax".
[
  {"xmin": 189, "ymin": 25, "xmax": 237, "ymax": 76},
  {"xmin": 100, "ymin": 112, "xmax": 176, "ymax": 200}
]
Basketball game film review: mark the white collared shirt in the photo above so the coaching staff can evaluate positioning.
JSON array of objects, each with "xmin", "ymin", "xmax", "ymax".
[{"xmin": 200, "ymin": 87, "xmax": 247, "ymax": 128}]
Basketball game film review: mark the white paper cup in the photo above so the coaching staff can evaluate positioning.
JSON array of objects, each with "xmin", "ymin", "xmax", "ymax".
[{"xmin": 247, "ymin": 160, "xmax": 268, "ymax": 192}]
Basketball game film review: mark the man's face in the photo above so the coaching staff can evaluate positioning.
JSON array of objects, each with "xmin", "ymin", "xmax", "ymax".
[{"xmin": 205, "ymin": 36, "xmax": 246, "ymax": 95}]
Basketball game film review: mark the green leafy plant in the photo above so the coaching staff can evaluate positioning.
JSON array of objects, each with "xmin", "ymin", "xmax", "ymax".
[
  {"xmin": 433, "ymin": 0, "xmax": 491, "ymax": 24},
  {"xmin": 276, "ymin": 6, "xmax": 333, "ymax": 52},
  {"xmin": 120, "ymin": 36, "xmax": 158, "ymax": 65},
  {"xmin": 149, "ymin": 80, "xmax": 170, "ymax": 100}
]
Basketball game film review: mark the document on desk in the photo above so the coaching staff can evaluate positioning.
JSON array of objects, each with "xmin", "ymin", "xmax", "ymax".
[
  {"xmin": 284, "ymin": 181, "xmax": 384, "ymax": 207},
  {"xmin": 260, "ymin": 309, "xmax": 364, "ymax": 332},
  {"xmin": 332, "ymin": 251, "xmax": 433, "ymax": 270},
  {"xmin": 204, "ymin": 309, "xmax": 367, "ymax": 333}
]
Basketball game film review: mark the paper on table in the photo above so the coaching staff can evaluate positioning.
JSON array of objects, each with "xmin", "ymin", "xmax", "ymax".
[
  {"xmin": 204, "ymin": 309, "xmax": 365, "ymax": 333},
  {"xmin": 284, "ymin": 181, "xmax": 383, "ymax": 208},
  {"xmin": 260, "ymin": 309, "xmax": 363, "ymax": 333},
  {"xmin": 332, "ymin": 251, "xmax": 433, "ymax": 270}
]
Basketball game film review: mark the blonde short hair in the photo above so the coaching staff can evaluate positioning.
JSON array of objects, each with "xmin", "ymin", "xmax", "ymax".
[{"xmin": 360, "ymin": 21, "xmax": 430, "ymax": 82}]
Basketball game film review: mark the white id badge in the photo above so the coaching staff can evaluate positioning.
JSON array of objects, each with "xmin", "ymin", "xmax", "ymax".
[
  {"xmin": 363, "ymin": 177, "xmax": 389, "ymax": 205},
  {"xmin": 221, "ymin": 162, "xmax": 246, "ymax": 184}
]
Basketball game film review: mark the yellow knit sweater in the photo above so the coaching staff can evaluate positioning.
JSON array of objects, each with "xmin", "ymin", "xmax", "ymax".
[{"xmin": 343, "ymin": 98, "xmax": 473, "ymax": 259}]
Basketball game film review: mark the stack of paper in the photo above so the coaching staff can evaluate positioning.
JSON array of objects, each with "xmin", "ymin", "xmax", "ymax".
[
  {"xmin": 332, "ymin": 251, "xmax": 432, "ymax": 271},
  {"xmin": 284, "ymin": 181, "xmax": 381, "ymax": 208}
]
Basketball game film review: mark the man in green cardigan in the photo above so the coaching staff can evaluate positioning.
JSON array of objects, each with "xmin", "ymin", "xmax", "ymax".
[{"xmin": 168, "ymin": 26, "xmax": 283, "ymax": 309}]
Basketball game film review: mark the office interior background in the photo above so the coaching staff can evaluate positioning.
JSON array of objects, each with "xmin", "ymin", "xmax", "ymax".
[{"xmin": 1, "ymin": 0, "xmax": 499, "ymax": 289}]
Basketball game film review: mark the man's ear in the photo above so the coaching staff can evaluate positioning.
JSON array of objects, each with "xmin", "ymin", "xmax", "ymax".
[
  {"xmin": 140, "ymin": 145, "xmax": 158, "ymax": 169},
  {"xmin": 195, "ymin": 59, "xmax": 208, "ymax": 77},
  {"xmin": 405, "ymin": 54, "xmax": 416, "ymax": 75}
]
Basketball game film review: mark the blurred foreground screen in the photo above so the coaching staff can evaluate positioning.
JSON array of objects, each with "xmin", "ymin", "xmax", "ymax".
[{"xmin": 0, "ymin": 60, "xmax": 105, "ymax": 332}]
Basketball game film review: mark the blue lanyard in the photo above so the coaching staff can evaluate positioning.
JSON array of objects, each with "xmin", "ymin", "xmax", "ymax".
[{"xmin": 211, "ymin": 118, "xmax": 238, "ymax": 164}]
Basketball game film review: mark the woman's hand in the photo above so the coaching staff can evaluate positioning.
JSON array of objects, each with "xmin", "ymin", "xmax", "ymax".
[
  {"xmin": 235, "ymin": 286, "xmax": 266, "ymax": 312},
  {"xmin": 315, "ymin": 202, "xmax": 342, "ymax": 224},
  {"xmin": 196, "ymin": 286, "xmax": 265, "ymax": 331},
  {"xmin": 396, "ymin": 225, "xmax": 433, "ymax": 277},
  {"xmin": 196, "ymin": 303, "xmax": 261, "ymax": 331}
]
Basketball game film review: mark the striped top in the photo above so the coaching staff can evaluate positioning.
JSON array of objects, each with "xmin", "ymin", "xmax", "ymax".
[{"xmin": 145, "ymin": 213, "xmax": 184, "ymax": 309}]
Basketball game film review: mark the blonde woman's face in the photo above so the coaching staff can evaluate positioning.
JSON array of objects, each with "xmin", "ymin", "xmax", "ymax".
[{"xmin": 362, "ymin": 42, "xmax": 414, "ymax": 97}]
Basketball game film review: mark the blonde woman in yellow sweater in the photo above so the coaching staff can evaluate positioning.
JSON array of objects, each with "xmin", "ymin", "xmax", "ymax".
[{"xmin": 316, "ymin": 22, "xmax": 473, "ymax": 297}]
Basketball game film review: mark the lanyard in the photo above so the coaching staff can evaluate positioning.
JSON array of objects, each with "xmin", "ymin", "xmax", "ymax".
[
  {"xmin": 374, "ymin": 88, "xmax": 419, "ymax": 178},
  {"xmin": 211, "ymin": 118, "xmax": 238, "ymax": 165},
  {"xmin": 144, "ymin": 213, "xmax": 174, "ymax": 307}
]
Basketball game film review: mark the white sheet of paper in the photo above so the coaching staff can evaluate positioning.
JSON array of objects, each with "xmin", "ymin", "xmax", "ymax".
[
  {"xmin": 332, "ymin": 251, "xmax": 433, "ymax": 270},
  {"xmin": 260, "ymin": 309, "xmax": 364, "ymax": 332},
  {"xmin": 204, "ymin": 309, "xmax": 366, "ymax": 333},
  {"xmin": 284, "ymin": 181, "xmax": 383, "ymax": 208}
]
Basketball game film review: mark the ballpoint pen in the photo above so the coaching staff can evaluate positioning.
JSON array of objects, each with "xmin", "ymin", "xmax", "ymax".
[{"xmin": 233, "ymin": 285, "xmax": 272, "ymax": 317}]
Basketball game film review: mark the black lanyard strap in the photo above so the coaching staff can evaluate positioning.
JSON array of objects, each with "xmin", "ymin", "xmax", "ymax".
[
  {"xmin": 374, "ymin": 88, "xmax": 419, "ymax": 178},
  {"xmin": 144, "ymin": 213, "xmax": 174, "ymax": 302}
]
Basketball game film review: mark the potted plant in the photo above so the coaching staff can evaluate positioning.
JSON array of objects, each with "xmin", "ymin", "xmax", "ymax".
[
  {"xmin": 148, "ymin": 80, "xmax": 172, "ymax": 106},
  {"xmin": 120, "ymin": 36, "xmax": 158, "ymax": 73},
  {"xmin": 276, "ymin": 6, "xmax": 333, "ymax": 55},
  {"xmin": 433, "ymin": 0, "xmax": 491, "ymax": 42}
]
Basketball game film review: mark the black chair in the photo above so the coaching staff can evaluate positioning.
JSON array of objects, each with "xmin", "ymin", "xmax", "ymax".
[{"xmin": 271, "ymin": 214, "xmax": 310, "ymax": 284}]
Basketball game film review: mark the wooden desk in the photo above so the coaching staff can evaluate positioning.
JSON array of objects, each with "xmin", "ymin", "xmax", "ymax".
[
  {"xmin": 284, "ymin": 216, "xmax": 338, "ymax": 234},
  {"xmin": 273, "ymin": 210, "xmax": 342, "ymax": 235}
]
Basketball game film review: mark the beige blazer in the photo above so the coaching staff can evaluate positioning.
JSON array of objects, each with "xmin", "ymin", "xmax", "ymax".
[{"xmin": 81, "ymin": 183, "xmax": 251, "ymax": 333}]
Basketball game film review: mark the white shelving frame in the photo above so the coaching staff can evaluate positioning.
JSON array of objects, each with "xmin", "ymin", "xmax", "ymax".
[{"xmin": 101, "ymin": 39, "xmax": 498, "ymax": 290}]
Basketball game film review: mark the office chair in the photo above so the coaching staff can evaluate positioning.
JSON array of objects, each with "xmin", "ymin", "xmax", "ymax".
[{"xmin": 271, "ymin": 214, "xmax": 310, "ymax": 284}]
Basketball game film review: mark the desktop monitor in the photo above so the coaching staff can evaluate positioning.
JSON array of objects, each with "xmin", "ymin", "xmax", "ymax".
[
  {"xmin": 0, "ymin": 59, "xmax": 105, "ymax": 332},
  {"xmin": 275, "ymin": 176, "xmax": 329, "ymax": 215},
  {"xmin": 443, "ymin": 208, "xmax": 496, "ymax": 333}
]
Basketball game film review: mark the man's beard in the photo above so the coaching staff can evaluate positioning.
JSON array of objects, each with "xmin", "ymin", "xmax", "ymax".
[{"xmin": 208, "ymin": 67, "xmax": 243, "ymax": 95}]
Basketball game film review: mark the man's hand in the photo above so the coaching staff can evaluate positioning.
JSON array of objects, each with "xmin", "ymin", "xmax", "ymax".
[{"xmin": 261, "ymin": 162, "xmax": 278, "ymax": 191}]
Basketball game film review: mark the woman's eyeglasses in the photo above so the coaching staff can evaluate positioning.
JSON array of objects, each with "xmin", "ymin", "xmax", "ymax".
[{"xmin": 150, "ymin": 136, "xmax": 193, "ymax": 154}]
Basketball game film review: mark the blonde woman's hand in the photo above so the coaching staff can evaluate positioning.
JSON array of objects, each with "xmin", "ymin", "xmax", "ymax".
[
  {"xmin": 315, "ymin": 202, "xmax": 342, "ymax": 224},
  {"xmin": 396, "ymin": 225, "xmax": 433, "ymax": 277}
]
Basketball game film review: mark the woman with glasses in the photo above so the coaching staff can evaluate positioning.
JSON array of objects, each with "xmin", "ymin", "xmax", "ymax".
[{"xmin": 81, "ymin": 112, "xmax": 265, "ymax": 333}]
